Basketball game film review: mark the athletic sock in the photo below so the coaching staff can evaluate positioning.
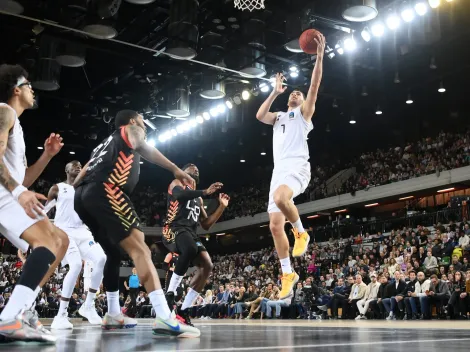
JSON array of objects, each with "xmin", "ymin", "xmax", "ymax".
[
  {"xmin": 106, "ymin": 291, "xmax": 121, "ymax": 316},
  {"xmin": 280, "ymin": 257, "xmax": 293, "ymax": 275},
  {"xmin": 148, "ymin": 289, "xmax": 172, "ymax": 320},
  {"xmin": 181, "ymin": 288, "xmax": 199, "ymax": 311},
  {"xmin": 85, "ymin": 291, "xmax": 96, "ymax": 308},
  {"xmin": 57, "ymin": 299, "xmax": 70, "ymax": 316},
  {"xmin": 167, "ymin": 273, "xmax": 183, "ymax": 294},
  {"xmin": 0, "ymin": 285, "xmax": 36, "ymax": 320},
  {"xmin": 291, "ymin": 218, "xmax": 305, "ymax": 233}
]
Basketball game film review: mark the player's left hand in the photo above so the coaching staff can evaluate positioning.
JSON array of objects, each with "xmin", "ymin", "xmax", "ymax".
[
  {"xmin": 44, "ymin": 133, "xmax": 64, "ymax": 157},
  {"xmin": 314, "ymin": 33, "xmax": 326, "ymax": 59},
  {"xmin": 219, "ymin": 193, "xmax": 230, "ymax": 208}
]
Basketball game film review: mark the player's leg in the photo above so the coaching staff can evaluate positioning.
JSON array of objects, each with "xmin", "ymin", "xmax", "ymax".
[{"xmin": 51, "ymin": 243, "xmax": 81, "ymax": 330}]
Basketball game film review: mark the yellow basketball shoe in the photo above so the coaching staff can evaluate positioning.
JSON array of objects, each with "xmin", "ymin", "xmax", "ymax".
[
  {"xmin": 292, "ymin": 228, "xmax": 310, "ymax": 257},
  {"xmin": 279, "ymin": 272, "xmax": 299, "ymax": 299}
]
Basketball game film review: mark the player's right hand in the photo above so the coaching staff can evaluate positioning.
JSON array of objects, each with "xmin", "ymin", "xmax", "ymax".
[
  {"xmin": 18, "ymin": 190, "xmax": 47, "ymax": 219},
  {"xmin": 174, "ymin": 168, "xmax": 195, "ymax": 188},
  {"xmin": 204, "ymin": 182, "xmax": 223, "ymax": 196},
  {"xmin": 273, "ymin": 73, "xmax": 287, "ymax": 95}
]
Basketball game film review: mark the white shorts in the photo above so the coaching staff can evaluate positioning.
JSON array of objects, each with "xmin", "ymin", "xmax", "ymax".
[
  {"xmin": 59, "ymin": 227, "xmax": 100, "ymax": 266},
  {"xmin": 268, "ymin": 161, "xmax": 311, "ymax": 213},
  {"xmin": 0, "ymin": 196, "xmax": 43, "ymax": 252},
  {"xmin": 83, "ymin": 277, "xmax": 91, "ymax": 292}
]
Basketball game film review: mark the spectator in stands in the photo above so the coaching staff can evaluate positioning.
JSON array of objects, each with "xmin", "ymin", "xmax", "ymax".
[
  {"xmin": 425, "ymin": 274, "xmax": 450, "ymax": 319},
  {"xmin": 356, "ymin": 273, "xmax": 380, "ymax": 320},
  {"xmin": 424, "ymin": 250, "xmax": 438, "ymax": 275},
  {"xmin": 445, "ymin": 271, "xmax": 467, "ymax": 319},
  {"xmin": 343, "ymin": 274, "xmax": 367, "ymax": 319},
  {"xmin": 409, "ymin": 271, "xmax": 431, "ymax": 319},
  {"xmin": 382, "ymin": 271, "xmax": 406, "ymax": 320},
  {"xmin": 400, "ymin": 270, "xmax": 418, "ymax": 320}
]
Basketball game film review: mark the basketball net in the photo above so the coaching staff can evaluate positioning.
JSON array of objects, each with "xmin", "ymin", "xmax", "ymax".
[{"xmin": 234, "ymin": 0, "xmax": 265, "ymax": 12}]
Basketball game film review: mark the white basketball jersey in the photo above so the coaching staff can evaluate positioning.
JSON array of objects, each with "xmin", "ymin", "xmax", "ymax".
[
  {"xmin": 0, "ymin": 103, "xmax": 27, "ymax": 190},
  {"xmin": 272, "ymin": 106, "xmax": 313, "ymax": 166},
  {"xmin": 83, "ymin": 260, "xmax": 93, "ymax": 278},
  {"xmin": 54, "ymin": 182, "xmax": 85, "ymax": 229}
]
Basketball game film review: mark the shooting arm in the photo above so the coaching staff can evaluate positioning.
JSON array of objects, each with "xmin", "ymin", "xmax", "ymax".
[
  {"xmin": 301, "ymin": 55, "xmax": 323, "ymax": 121},
  {"xmin": 199, "ymin": 199, "xmax": 225, "ymax": 231},
  {"xmin": 0, "ymin": 107, "xmax": 20, "ymax": 193},
  {"xmin": 255, "ymin": 93, "xmax": 278, "ymax": 125}
]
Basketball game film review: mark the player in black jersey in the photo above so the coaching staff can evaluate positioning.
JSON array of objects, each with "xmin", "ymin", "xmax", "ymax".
[
  {"xmin": 73, "ymin": 109, "xmax": 200, "ymax": 338},
  {"xmin": 162, "ymin": 163, "xmax": 230, "ymax": 326}
]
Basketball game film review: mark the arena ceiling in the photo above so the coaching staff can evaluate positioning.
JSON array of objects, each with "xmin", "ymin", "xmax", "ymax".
[{"xmin": 0, "ymin": 0, "xmax": 469, "ymax": 188}]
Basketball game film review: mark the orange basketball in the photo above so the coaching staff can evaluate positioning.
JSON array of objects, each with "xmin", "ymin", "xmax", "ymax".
[{"xmin": 299, "ymin": 29, "xmax": 322, "ymax": 55}]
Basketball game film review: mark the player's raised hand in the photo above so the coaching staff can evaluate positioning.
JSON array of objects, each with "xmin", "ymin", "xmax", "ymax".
[
  {"xmin": 314, "ymin": 33, "xmax": 326, "ymax": 59},
  {"xmin": 204, "ymin": 182, "xmax": 223, "ymax": 196},
  {"xmin": 273, "ymin": 73, "xmax": 287, "ymax": 96},
  {"xmin": 218, "ymin": 193, "xmax": 230, "ymax": 207},
  {"xmin": 18, "ymin": 190, "xmax": 47, "ymax": 219},
  {"xmin": 44, "ymin": 133, "xmax": 64, "ymax": 157}
]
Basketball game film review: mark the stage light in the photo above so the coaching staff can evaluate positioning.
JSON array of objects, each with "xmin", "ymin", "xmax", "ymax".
[
  {"xmin": 290, "ymin": 71, "xmax": 299, "ymax": 78},
  {"xmin": 289, "ymin": 65, "xmax": 298, "ymax": 72},
  {"xmin": 437, "ymin": 187, "xmax": 455, "ymax": 193},
  {"xmin": 361, "ymin": 27, "xmax": 371, "ymax": 42},
  {"xmin": 209, "ymin": 108, "xmax": 218, "ymax": 117},
  {"xmin": 37, "ymin": 146, "xmax": 44, "ymax": 150},
  {"xmin": 189, "ymin": 118, "xmax": 197, "ymax": 127},
  {"xmin": 176, "ymin": 125, "xmax": 184, "ymax": 134},
  {"xmin": 344, "ymin": 37, "xmax": 356, "ymax": 51},
  {"xmin": 147, "ymin": 138, "xmax": 156, "ymax": 147},
  {"xmin": 242, "ymin": 90, "xmax": 250, "ymax": 100},
  {"xmin": 269, "ymin": 76, "xmax": 276, "ymax": 88},
  {"xmin": 260, "ymin": 152, "xmax": 266, "ymax": 156},
  {"xmin": 386, "ymin": 14, "xmax": 400, "ymax": 30},
  {"xmin": 171, "ymin": 129, "xmax": 177, "ymax": 136},
  {"xmin": 415, "ymin": 2, "xmax": 428, "ymax": 15},
  {"xmin": 196, "ymin": 115, "xmax": 204, "ymax": 124},
  {"xmin": 260, "ymin": 82, "xmax": 270, "ymax": 92},
  {"xmin": 376, "ymin": 106, "xmax": 383, "ymax": 115},
  {"xmin": 428, "ymin": 0, "xmax": 440, "ymax": 8},
  {"xmin": 217, "ymin": 104, "xmax": 226, "ymax": 114},
  {"xmin": 69, "ymin": 151, "xmax": 75, "ymax": 155},
  {"xmin": 401, "ymin": 8, "xmax": 415, "ymax": 22},
  {"xmin": 371, "ymin": 23, "xmax": 385, "ymax": 37},
  {"xmin": 406, "ymin": 94, "xmax": 413, "ymax": 104},
  {"xmin": 349, "ymin": 119, "xmax": 356, "ymax": 124},
  {"xmin": 225, "ymin": 100, "xmax": 233, "ymax": 109},
  {"xmin": 158, "ymin": 134, "xmax": 166, "ymax": 143},
  {"xmin": 182, "ymin": 122, "xmax": 190, "ymax": 132},
  {"xmin": 164, "ymin": 131, "xmax": 172, "ymax": 140},
  {"xmin": 438, "ymin": 82, "xmax": 446, "ymax": 93},
  {"xmin": 233, "ymin": 95, "xmax": 242, "ymax": 105},
  {"xmin": 335, "ymin": 43, "xmax": 344, "ymax": 55},
  {"xmin": 203, "ymin": 112, "xmax": 211, "ymax": 120},
  {"xmin": 240, "ymin": 159, "xmax": 246, "ymax": 163}
]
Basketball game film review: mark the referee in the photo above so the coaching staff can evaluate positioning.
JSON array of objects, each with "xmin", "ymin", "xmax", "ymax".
[{"xmin": 124, "ymin": 267, "xmax": 141, "ymax": 317}]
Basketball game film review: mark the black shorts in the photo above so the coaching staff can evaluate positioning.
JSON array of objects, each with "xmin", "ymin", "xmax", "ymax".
[
  {"xmin": 74, "ymin": 182, "xmax": 142, "ymax": 245},
  {"xmin": 162, "ymin": 227, "xmax": 207, "ymax": 255}
]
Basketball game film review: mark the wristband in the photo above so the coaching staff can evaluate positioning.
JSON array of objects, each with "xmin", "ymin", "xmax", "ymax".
[{"xmin": 12, "ymin": 185, "xmax": 27, "ymax": 201}]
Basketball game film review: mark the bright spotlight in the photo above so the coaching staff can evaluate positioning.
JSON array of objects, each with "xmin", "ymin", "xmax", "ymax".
[
  {"xmin": 428, "ymin": 0, "xmax": 440, "ymax": 8},
  {"xmin": 203, "ymin": 112, "xmax": 211, "ymax": 120},
  {"xmin": 196, "ymin": 115, "xmax": 204, "ymax": 124},
  {"xmin": 240, "ymin": 159, "xmax": 246, "ymax": 163},
  {"xmin": 401, "ymin": 8, "xmax": 415, "ymax": 22},
  {"xmin": 290, "ymin": 71, "xmax": 299, "ymax": 78},
  {"xmin": 189, "ymin": 118, "xmax": 197, "ymax": 127},
  {"xmin": 406, "ymin": 95, "xmax": 413, "ymax": 104},
  {"xmin": 209, "ymin": 108, "xmax": 218, "ymax": 117},
  {"xmin": 344, "ymin": 37, "xmax": 357, "ymax": 51},
  {"xmin": 415, "ymin": 2, "xmax": 428, "ymax": 15},
  {"xmin": 371, "ymin": 23, "xmax": 385, "ymax": 37},
  {"xmin": 217, "ymin": 104, "xmax": 226, "ymax": 114},
  {"xmin": 147, "ymin": 138, "xmax": 156, "ymax": 147},
  {"xmin": 158, "ymin": 134, "xmax": 166, "ymax": 143},
  {"xmin": 163, "ymin": 131, "xmax": 172, "ymax": 140},
  {"xmin": 225, "ymin": 100, "xmax": 233, "ymax": 109},
  {"xmin": 438, "ymin": 82, "xmax": 446, "ymax": 93},
  {"xmin": 386, "ymin": 14, "xmax": 400, "ymax": 30},
  {"xmin": 242, "ymin": 90, "xmax": 250, "ymax": 100},
  {"xmin": 176, "ymin": 125, "xmax": 184, "ymax": 134},
  {"xmin": 335, "ymin": 43, "xmax": 344, "ymax": 55},
  {"xmin": 375, "ymin": 109, "xmax": 383, "ymax": 115},
  {"xmin": 349, "ymin": 119, "xmax": 356, "ymax": 124},
  {"xmin": 289, "ymin": 65, "xmax": 298, "ymax": 72},
  {"xmin": 361, "ymin": 28, "xmax": 371, "ymax": 42},
  {"xmin": 269, "ymin": 76, "xmax": 276, "ymax": 88},
  {"xmin": 260, "ymin": 83, "xmax": 270, "ymax": 92},
  {"xmin": 182, "ymin": 122, "xmax": 190, "ymax": 131},
  {"xmin": 171, "ymin": 129, "xmax": 177, "ymax": 136}
]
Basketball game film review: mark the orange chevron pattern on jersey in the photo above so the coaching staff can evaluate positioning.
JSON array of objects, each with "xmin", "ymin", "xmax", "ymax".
[
  {"xmin": 166, "ymin": 200, "xmax": 179, "ymax": 226},
  {"xmin": 107, "ymin": 151, "xmax": 134, "ymax": 187},
  {"xmin": 104, "ymin": 182, "xmax": 136, "ymax": 230}
]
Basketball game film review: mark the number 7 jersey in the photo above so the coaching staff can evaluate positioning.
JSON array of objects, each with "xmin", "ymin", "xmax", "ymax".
[
  {"xmin": 164, "ymin": 184, "xmax": 202, "ymax": 233},
  {"xmin": 272, "ymin": 106, "xmax": 313, "ymax": 166}
]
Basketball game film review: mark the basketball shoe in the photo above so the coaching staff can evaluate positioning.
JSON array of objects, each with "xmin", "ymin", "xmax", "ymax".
[
  {"xmin": 102, "ymin": 313, "xmax": 137, "ymax": 330},
  {"xmin": 51, "ymin": 311, "xmax": 73, "ymax": 330},
  {"xmin": 0, "ymin": 311, "xmax": 56, "ymax": 344},
  {"xmin": 279, "ymin": 272, "xmax": 299, "ymax": 299},
  {"xmin": 79, "ymin": 304, "xmax": 103, "ymax": 325},
  {"xmin": 152, "ymin": 316, "xmax": 200, "ymax": 338},
  {"xmin": 292, "ymin": 228, "xmax": 310, "ymax": 257}
]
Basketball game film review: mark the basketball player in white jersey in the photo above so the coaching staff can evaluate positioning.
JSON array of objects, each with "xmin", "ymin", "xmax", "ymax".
[
  {"xmin": 83, "ymin": 259, "xmax": 94, "ymax": 294},
  {"xmin": 255, "ymin": 34, "xmax": 325, "ymax": 299},
  {"xmin": 46, "ymin": 160, "xmax": 106, "ymax": 329},
  {"xmin": 0, "ymin": 64, "xmax": 69, "ymax": 343}
]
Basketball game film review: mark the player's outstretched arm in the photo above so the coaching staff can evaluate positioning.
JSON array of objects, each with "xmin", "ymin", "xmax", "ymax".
[
  {"xmin": 126, "ymin": 125, "xmax": 194, "ymax": 186},
  {"xmin": 256, "ymin": 73, "xmax": 286, "ymax": 125},
  {"xmin": 0, "ymin": 106, "xmax": 19, "ymax": 192},
  {"xmin": 43, "ymin": 184, "xmax": 59, "ymax": 214},
  {"xmin": 301, "ymin": 34, "xmax": 325, "ymax": 121},
  {"xmin": 199, "ymin": 193, "xmax": 230, "ymax": 231},
  {"xmin": 170, "ymin": 179, "xmax": 223, "ymax": 201}
]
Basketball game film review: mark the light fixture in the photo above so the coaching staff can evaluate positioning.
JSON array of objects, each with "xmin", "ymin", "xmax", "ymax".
[
  {"xmin": 240, "ymin": 159, "xmax": 246, "ymax": 163},
  {"xmin": 242, "ymin": 90, "xmax": 250, "ymax": 100},
  {"xmin": 196, "ymin": 115, "xmax": 204, "ymax": 124},
  {"xmin": 386, "ymin": 14, "xmax": 400, "ymax": 30},
  {"xmin": 69, "ymin": 151, "xmax": 75, "ymax": 155},
  {"xmin": 438, "ymin": 82, "xmax": 446, "ymax": 93},
  {"xmin": 428, "ymin": 0, "xmax": 440, "ymax": 8},
  {"xmin": 260, "ymin": 82, "xmax": 270, "ymax": 93},
  {"xmin": 365, "ymin": 203, "xmax": 379, "ymax": 207},
  {"xmin": 344, "ymin": 37, "xmax": 357, "ymax": 51},
  {"xmin": 37, "ymin": 146, "xmax": 44, "ymax": 150},
  {"xmin": 290, "ymin": 71, "xmax": 299, "ymax": 78},
  {"xmin": 176, "ymin": 125, "xmax": 184, "ymax": 134},
  {"xmin": 415, "ymin": 2, "xmax": 428, "ymax": 16},
  {"xmin": 375, "ymin": 106, "xmax": 382, "ymax": 115},
  {"xmin": 189, "ymin": 118, "xmax": 197, "ymax": 127},
  {"xmin": 233, "ymin": 95, "xmax": 242, "ymax": 105},
  {"xmin": 147, "ymin": 138, "xmax": 156, "ymax": 147},
  {"xmin": 289, "ymin": 65, "xmax": 298, "ymax": 72},
  {"xmin": 399, "ymin": 195, "xmax": 414, "ymax": 200},
  {"xmin": 216, "ymin": 104, "xmax": 226, "ymax": 114},
  {"xmin": 139, "ymin": 161, "xmax": 143, "ymax": 165},
  {"xmin": 307, "ymin": 215, "xmax": 319, "ymax": 219},
  {"xmin": 260, "ymin": 149, "xmax": 266, "ymax": 156},
  {"xmin": 334, "ymin": 209, "xmax": 347, "ymax": 213},
  {"xmin": 437, "ymin": 187, "xmax": 455, "ymax": 193},
  {"xmin": 164, "ymin": 131, "xmax": 172, "ymax": 140},
  {"xmin": 203, "ymin": 112, "xmax": 211, "ymax": 120},
  {"xmin": 209, "ymin": 108, "xmax": 218, "ymax": 117},
  {"xmin": 225, "ymin": 100, "xmax": 233, "ymax": 109},
  {"xmin": 269, "ymin": 75, "xmax": 276, "ymax": 88},
  {"xmin": 401, "ymin": 8, "xmax": 415, "ymax": 22},
  {"xmin": 171, "ymin": 129, "xmax": 177, "ymax": 136},
  {"xmin": 335, "ymin": 43, "xmax": 344, "ymax": 55},
  {"xmin": 371, "ymin": 22, "xmax": 385, "ymax": 37},
  {"xmin": 406, "ymin": 94, "xmax": 413, "ymax": 104},
  {"xmin": 158, "ymin": 134, "xmax": 166, "ymax": 143},
  {"xmin": 361, "ymin": 27, "xmax": 371, "ymax": 42},
  {"xmin": 349, "ymin": 118, "xmax": 356, "ymax": 124}
]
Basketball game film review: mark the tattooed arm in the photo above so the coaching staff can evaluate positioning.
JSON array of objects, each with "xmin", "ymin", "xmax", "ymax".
[{"xmin": 0, "ymin": 106, "xmax": 20, "ymax": 192}]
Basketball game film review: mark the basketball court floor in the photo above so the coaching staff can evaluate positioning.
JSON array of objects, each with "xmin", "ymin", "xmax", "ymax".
[{"xmin": 1, "ymin": 319, "xmax": 469, "ymax": 352}]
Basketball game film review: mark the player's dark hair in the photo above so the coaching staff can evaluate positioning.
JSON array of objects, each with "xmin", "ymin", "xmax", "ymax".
[
  {"xmin": 292, "ymin": 89, "xmax": 305, "ymax": 98},
  {"xmin": 0, "ymin": 64, "xmax": 28, "ymax": 102},
  {"xmin": 114, "ymin": 109, "xmax": 139, "ymax": 129},
  {"xmin": 182, "ymin": 163, "xmax": 196, "ymax": 171}
]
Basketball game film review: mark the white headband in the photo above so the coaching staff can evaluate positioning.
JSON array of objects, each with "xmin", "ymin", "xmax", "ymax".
[{"xmin": 16, "ymin": 76, "xmax": 27, "ymax": 87}]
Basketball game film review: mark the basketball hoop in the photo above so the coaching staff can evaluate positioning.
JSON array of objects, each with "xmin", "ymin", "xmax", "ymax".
[{"xmin": 234, "ymin": 0, "xmax": 265, "ymax": 12}]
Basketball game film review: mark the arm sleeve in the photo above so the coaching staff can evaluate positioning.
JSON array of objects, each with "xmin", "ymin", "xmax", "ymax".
[{"xmin": 171, "ymin": 186, "xmax": 204, "ymax": 201}]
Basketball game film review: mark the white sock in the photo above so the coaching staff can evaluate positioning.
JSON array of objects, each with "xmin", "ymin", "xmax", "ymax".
[
  {"xmin": 291, "ymin": 218, "xmax": 305, "ymax": 233},
  {"xmin": 58, "ymin": 299, "xmax": 70, "ymax": 316},
  {"xmin": 181, "ymin": 288, "xmax": 199, "ymax": 311},
  {"xmin": 85, "ymin": 290, "xmax": 96, "ymax": 308},
  {"xmin": 106, "ymin": 291, "xmax": 121, "ymax": 316},
  {"xmin": 0, "ymin": 285, "xmax": 36, "ymax": 320},
  {"xmin": 148, "ymin": 289, "xmax": 172, "ymax": 320},
  {"xmin": 167, "ymin": 273, "xmax": 183, "ymax": 294},
  {"xmin": 280, "ymin": 257, "xmax": 293, "ymax": 274}
]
